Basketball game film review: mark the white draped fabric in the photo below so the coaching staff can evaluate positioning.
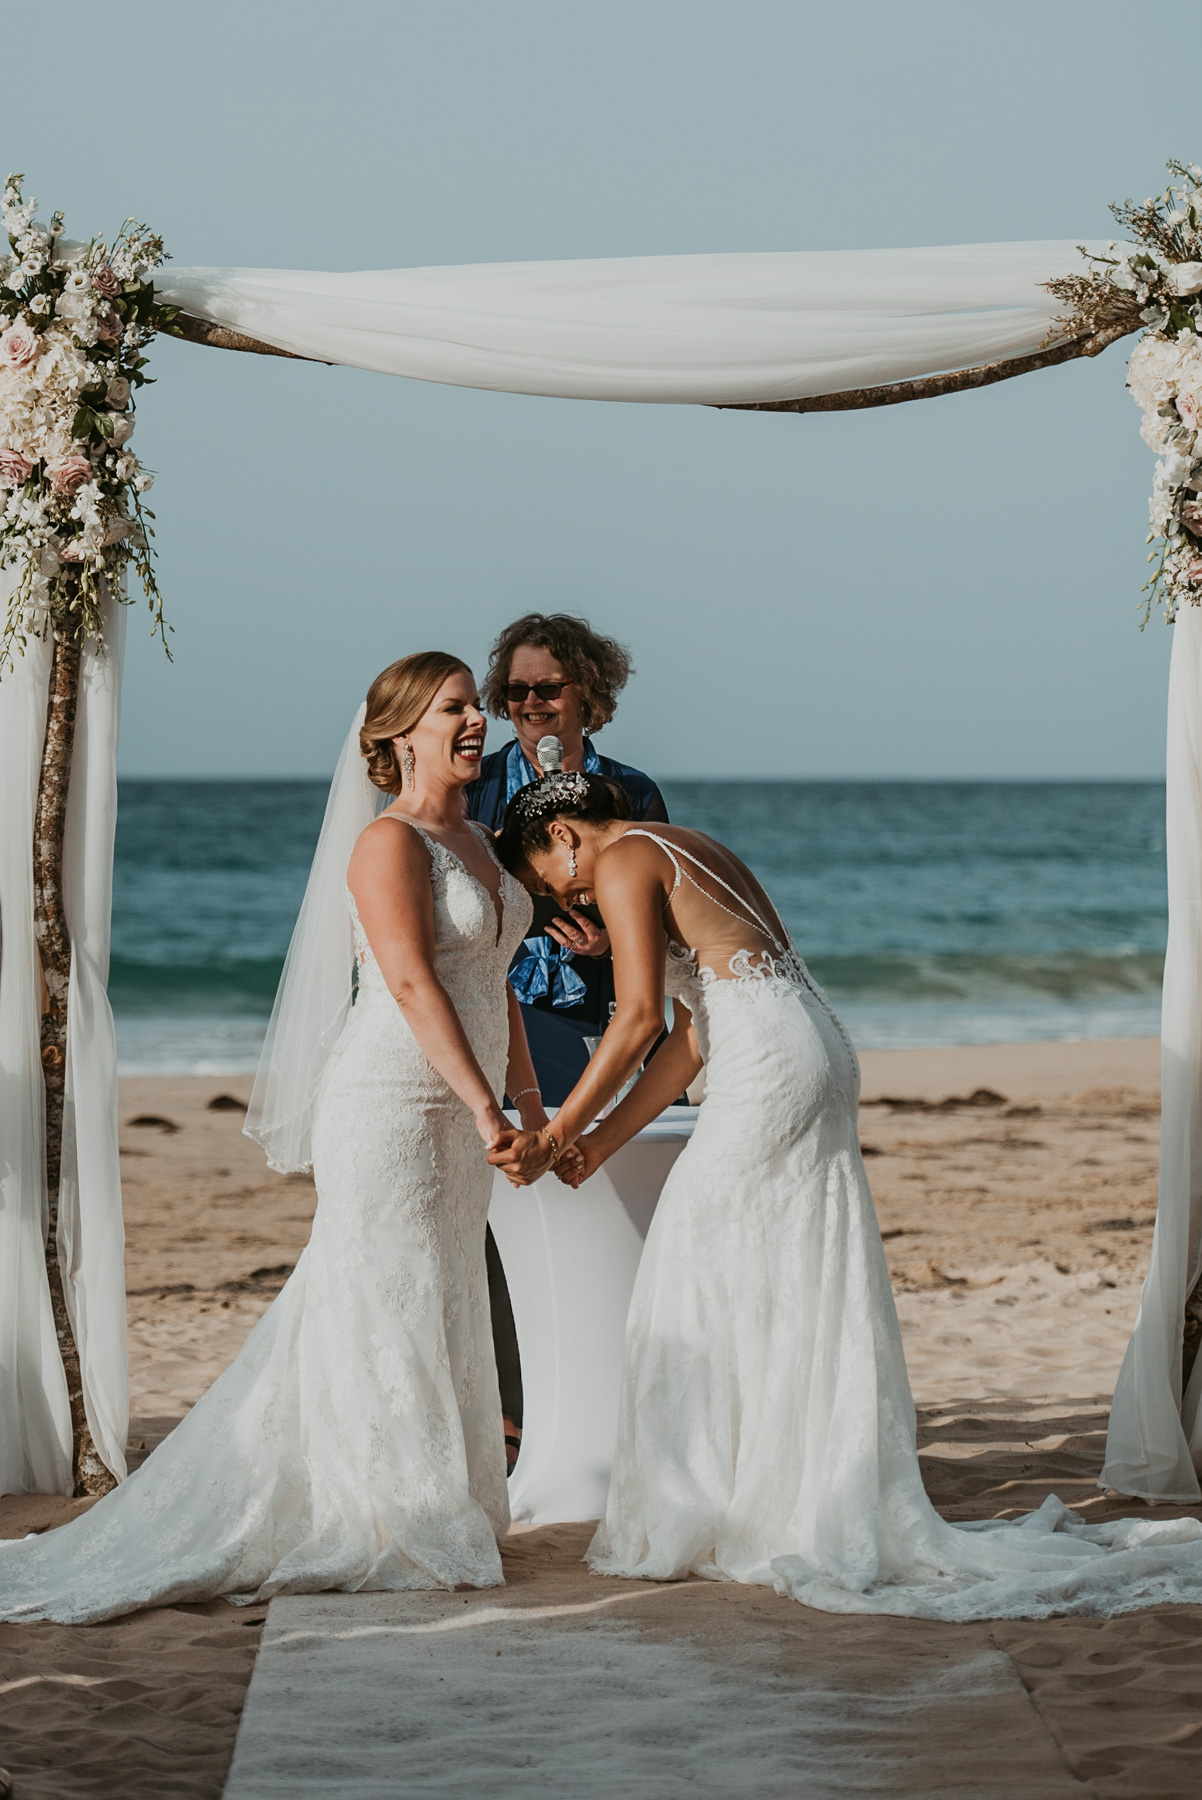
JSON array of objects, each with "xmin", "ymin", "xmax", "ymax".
[
  {"xmin": 155, "ymin": 241, "xmax": 1103, "ymax": 405},
  {"xmin": 1103, "ymin": 606, "xmax": 1202, "ymax": 1501},
  {"xmin": 0, "ymin": 577, "xmax": 127, "ymax": 1494}
]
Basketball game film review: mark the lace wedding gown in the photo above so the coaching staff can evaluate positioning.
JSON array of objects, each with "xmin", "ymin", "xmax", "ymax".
[
  {"xmin": 588, "ymin": 831, "xmax": 1202, "ymax": 1621},
  {"xmin": 0, "ymin": 824, "xmax": 531, "ymax": 1624}
]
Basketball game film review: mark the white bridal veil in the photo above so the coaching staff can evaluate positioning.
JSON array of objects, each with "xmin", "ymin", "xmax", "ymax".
[{"xmin": 244, "ymin": 705, "xmax": 378, "ymax": 1173}]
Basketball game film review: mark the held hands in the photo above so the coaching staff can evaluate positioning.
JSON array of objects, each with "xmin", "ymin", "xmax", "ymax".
[
  {"xmin": 552, "ymin": 1131, "xmax": 603, "ymax": 1189},
  {"xmin": 488, "ymin": 1126, "xmax": 557, "ymax": 1186},
  {"xmin": 487, "ymin": 1124, "xmax": 589, "ymax": 1188},
  {"xmin": 543, "ymin": 908, "xmax": 610, "ymax": 959}
]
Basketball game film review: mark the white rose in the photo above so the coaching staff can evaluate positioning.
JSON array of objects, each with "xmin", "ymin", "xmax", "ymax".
[
  {"xmin": 107, "ymin": 412, "xmax": 135, "ymax": 446},
  {"xmin": 1169, "ymin": 262, "xmax": 1202, "ymax": 297},
  {"xmin": 1158, "ymin": 449, "xmax": 1193, "ymax": 488},
  {"xmin": 106, "ymin": 375, "xmax": 130, "ymax": 408},
  {"xmin": 54, "ymin": 289, "xmax": 89, "ymax": 321},
  {"xmin": 1150, "ymin": 491, "xmax": 1175, "ymax": 535}
]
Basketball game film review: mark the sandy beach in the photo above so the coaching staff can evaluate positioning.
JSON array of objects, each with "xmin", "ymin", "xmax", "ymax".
[{"xmin": 4, "ymin": 1037, "xmax": 1201, "ymax": 1798}]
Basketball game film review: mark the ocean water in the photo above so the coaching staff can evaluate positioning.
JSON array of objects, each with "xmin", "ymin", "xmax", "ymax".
[{"xmin": 111, "ymin": 779, "xmax": 1168, "ymax": 1074}]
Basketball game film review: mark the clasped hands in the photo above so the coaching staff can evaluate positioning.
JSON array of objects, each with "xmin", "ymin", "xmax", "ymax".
[{"xmin": 487, "ymin": 1125, "xmax": 595, "ymax": 1189}]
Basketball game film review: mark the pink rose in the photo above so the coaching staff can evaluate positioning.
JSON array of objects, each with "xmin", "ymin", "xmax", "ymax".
[
  {"xmin": 1189, "ymin": 557, "xmax": 1202, "ymax": 585},
  {"xmin": 0, "ymin": 320, "xmax": 41, "ymax": 368},
  {"xmin": 1178, "ymin": 389, "xmax": 1202, "ymax": 429},
  {"xmin": 1182, "ymin": 500, "xmax": 1202, "ymax": 539},
  {"xmin": 58, "ymin": 540, "xmax": 84, "ymax": 563},
  {"xmin": 96, "ymin": 310, "xmax": 122, "ymax": 345},
  {"xmin": 90, "ymin": 264, "xmax": 121, "ymax": 299},
  {"xmin": 0, "ymin": 447, "xmax": 35, "ymax": 487},
  {"xmin": 48, "ymin": 456, "xmax": 92, "ymax": 496}
]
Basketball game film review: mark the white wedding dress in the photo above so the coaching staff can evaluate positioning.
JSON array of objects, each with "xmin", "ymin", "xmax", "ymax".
[
  {"xmin": 0, "ymin": 824, "xmax": 531, "ymax": 1624},
  {"xmin": 588, "ymin": 831, "xmax": 1202, "ymax": 1621}
]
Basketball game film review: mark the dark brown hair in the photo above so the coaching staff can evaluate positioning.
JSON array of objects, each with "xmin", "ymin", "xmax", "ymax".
[
  {"xmin": 360, "ymin": 651, "xmax": 472, "ymax": 794},
  {"xmin": 480, "ymin": 612, "xmax": 632, "ymax": 734},
  {"xmin": 496, "ymin": 773, "xmax": 632, "ymax": 872}
]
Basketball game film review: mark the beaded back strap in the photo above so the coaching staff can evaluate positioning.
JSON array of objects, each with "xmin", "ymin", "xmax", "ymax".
[{"xmin": 623, "ymin": 829, "xmax": 789, "ymax": 955}]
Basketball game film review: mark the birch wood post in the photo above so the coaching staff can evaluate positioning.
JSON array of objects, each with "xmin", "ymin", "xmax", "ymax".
[
  {"xmin": 33, "ymin": 619, "xmax": 114, "ymax": 1497},
  {"xmin": 1184, "ymin": 1278, "xmax": 1202, "ymax": 1390}
]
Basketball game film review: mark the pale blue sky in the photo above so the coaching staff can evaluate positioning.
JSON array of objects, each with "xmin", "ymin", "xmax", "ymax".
[{"xmin": 2, "ymin": 0, "xmax": 1176, "ymax": 777}]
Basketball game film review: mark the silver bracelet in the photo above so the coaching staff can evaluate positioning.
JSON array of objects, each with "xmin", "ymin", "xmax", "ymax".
[{"xmin": 510, "ymin": 1085, "xmax": 541, "ymax": 1104}]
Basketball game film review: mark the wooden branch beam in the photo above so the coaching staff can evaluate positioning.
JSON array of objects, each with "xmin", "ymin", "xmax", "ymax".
[
  {"xmin": 713, "ymin": 316, "xmax": 1142, "ymax": 414},
  {"xmin": 169, "ymin": 312, "xmax": 326, "ymax": 362},
  {"xmin": 34, "ymin": 619, "xmax": 115, "ymax": 1498},
  {"xmin": 171, "ymin": 305, "xmax": 1142, "ymax": 405}
]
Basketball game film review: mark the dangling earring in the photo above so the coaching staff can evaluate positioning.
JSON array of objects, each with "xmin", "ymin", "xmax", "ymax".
[
  {"xmin": 402, "ymin": 741, "xmax": 415, "ymax": 790},
  {"xmin": 568, "ymin": 847, "xmax": 578, "ymax": 878}
]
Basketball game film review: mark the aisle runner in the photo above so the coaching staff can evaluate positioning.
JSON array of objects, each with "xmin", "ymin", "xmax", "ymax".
[{"xmin": 222, "ymin": 1527, "xmax": 1084, "ymax": 1799}]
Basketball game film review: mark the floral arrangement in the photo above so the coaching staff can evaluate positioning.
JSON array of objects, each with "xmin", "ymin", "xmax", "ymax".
[
  {"xmin": 1046, "ymin": 160, "xmax": 1202, "ymax": 623},
  {"xmin": 0, "ymin": 173, "xmax": 177, "ymax": 667}
]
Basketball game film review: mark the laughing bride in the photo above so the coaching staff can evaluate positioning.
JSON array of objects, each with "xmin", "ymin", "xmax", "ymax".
[
  {"xmin": 0, "ymin": 651, "xmax": 546, "ymax": 1622},
  {"xmin": 490, "ymin": 771, "xmax": 1202, "ymax": 1622}
]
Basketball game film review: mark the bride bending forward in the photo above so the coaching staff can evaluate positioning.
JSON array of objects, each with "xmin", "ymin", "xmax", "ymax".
[
  {"xmin": 0, "ymin": 652, "xmax": 546, "ymax": 1623},
  {"xmin": 491, "ymin": 772, "xmax": 1202, "ymax": 1621}
]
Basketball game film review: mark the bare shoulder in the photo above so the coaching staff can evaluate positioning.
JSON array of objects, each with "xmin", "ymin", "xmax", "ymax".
[
  {"xmin": 597, "ymin": 829, "xmax": 675, "ymax": 891},
  {"xmin": 347, "ymin": 812, "xmax": 433, "ymax": 895}
]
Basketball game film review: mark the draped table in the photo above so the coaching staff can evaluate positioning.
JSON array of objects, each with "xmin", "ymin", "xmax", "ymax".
[{"xmin": 489, "ymin": 1105, "xmax": 697, "ymax": 1525}]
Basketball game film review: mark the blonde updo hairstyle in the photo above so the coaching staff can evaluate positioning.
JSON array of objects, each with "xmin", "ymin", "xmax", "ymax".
[{"xmin": 360, "ymin": 651, "xmax": 473, "ymax": 795}]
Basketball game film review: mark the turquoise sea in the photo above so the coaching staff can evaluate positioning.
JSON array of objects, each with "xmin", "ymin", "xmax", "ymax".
[{"xmin": 111, "ymin": 779, "xmax": 1168, "ymax": 1073}]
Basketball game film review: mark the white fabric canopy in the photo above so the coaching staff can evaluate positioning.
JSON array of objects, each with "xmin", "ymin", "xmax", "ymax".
[
  {"xmin": 157, "ymin": 241, "xmax": 1102, "ymax": 404},
  {"xmin": 0, "ymin": 576, "xmax": 128, "ymax": 1493}
]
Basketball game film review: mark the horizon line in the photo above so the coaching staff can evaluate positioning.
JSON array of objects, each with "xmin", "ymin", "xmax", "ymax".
[{"xmin": 113, "ymin": 771, "xmax": 1169, "ymax": 786}]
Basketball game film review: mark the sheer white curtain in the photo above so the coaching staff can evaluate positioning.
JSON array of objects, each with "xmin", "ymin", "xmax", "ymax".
[
  {"xmin": 1103, "ymin": 606, "xmax": 1202, "ymax": 1502},
  {"xmin": 0, "ymin": 578, "xmax": 127, "ymax": 1494},
  {"xmin": 157, "ymin": 241, "xmax": 1102, "ymax": 404}
]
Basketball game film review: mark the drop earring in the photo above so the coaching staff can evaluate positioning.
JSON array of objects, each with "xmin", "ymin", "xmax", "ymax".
[
  {"xmin": 402, "ymin": 742, "xmax": 415, "ymax": 790},
  {"xmin": 568, "ymin": 847, "xmax": 578, "ymax": 878}
]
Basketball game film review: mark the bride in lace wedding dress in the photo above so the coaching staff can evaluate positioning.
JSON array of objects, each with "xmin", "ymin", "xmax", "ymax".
[
  {"xmin": 0, "ymin": 653, "xmax": 543, "ymax": 1624},
  {"xmin": 492, "ymin": 774, "xmax": 1202, "ymax": 1622}
]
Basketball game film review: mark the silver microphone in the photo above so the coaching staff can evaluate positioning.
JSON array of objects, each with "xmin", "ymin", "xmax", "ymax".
[{"xmin": 536, "ymin": 735, "xmax": 564, "ymax": 774}]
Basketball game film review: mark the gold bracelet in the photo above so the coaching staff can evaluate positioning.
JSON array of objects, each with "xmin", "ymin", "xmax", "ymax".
[{"xmin": 539, "ymin": 1126, "xmax": 563, "ymax": 1165}]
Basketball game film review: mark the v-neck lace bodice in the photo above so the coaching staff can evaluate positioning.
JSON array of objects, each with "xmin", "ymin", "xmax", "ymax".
[{"xmin": 350, "ymin": 820, "xmax": 531, "ymax": 1037}]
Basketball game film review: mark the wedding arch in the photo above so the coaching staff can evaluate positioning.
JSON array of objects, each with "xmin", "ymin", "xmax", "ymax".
[{"xmin": 3, "ymin": 166, "xmax": 1202, "ymax": 1502}]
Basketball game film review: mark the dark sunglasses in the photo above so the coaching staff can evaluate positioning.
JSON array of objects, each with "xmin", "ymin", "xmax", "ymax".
[{"xmin": 505, "ymin": 680, "xmax": 576, "ymax": 704}]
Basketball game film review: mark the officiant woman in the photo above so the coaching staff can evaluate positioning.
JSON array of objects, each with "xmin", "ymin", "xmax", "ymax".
[
  {"xmin": 468, "ymin": 612, "xmax": 668, "ymax": 1105},
  {"xmin": 469, "ymin": 611, "xmax": 666, "ymax": 1471}
]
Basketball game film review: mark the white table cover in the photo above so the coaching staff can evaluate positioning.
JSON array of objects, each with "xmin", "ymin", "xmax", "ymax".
[{"xmin": 490, "ymin": 1107, "xmax": 697, "ymax": 1525}]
